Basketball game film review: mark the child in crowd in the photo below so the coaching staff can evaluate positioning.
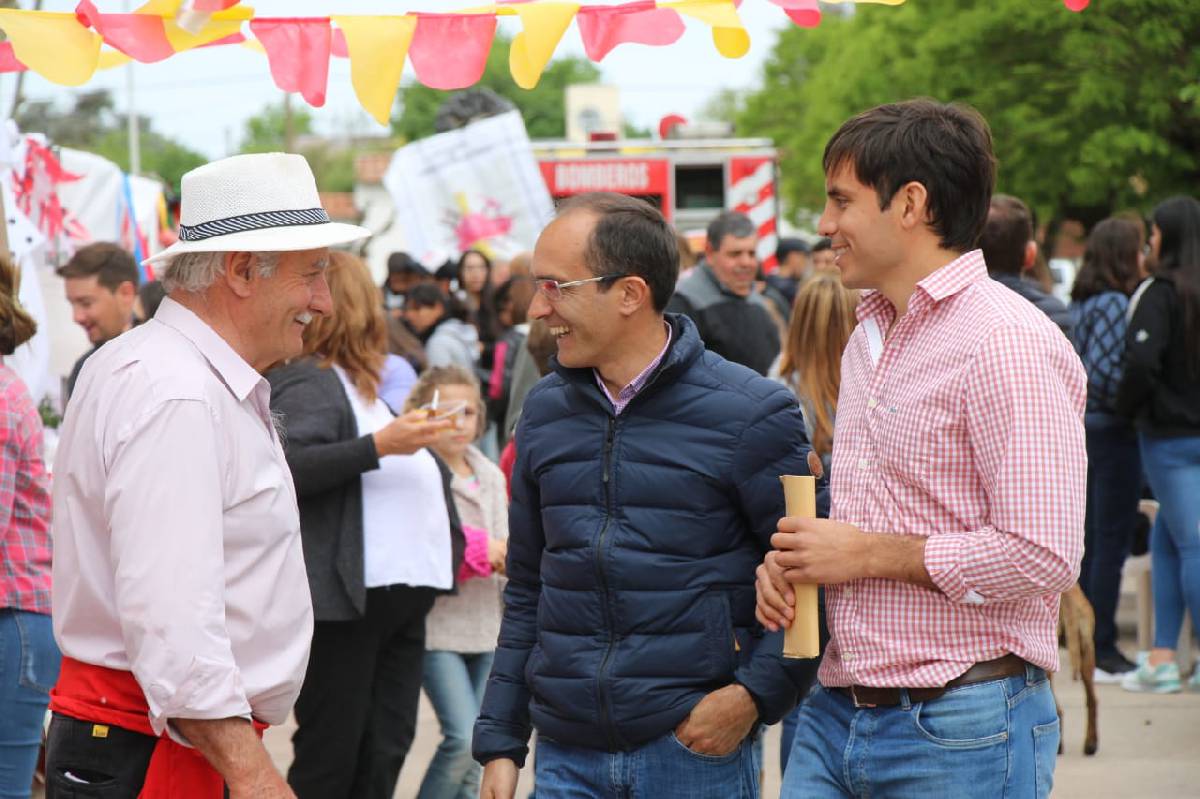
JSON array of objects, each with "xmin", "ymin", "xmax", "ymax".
[{"xmin": 409, "ymin": 367, "xmax": 509, "ymax": 799}]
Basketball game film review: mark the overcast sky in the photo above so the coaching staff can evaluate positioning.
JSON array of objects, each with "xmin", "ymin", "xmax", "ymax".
[{"xmin": 5, "ymin": 0, "xmax": 799, "ymax": 158}]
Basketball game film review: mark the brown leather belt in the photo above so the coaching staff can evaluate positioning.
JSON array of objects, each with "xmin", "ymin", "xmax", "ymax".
[{"xmin": 833, "ymin": 653, "xmax": 1030, "ymax": 708}]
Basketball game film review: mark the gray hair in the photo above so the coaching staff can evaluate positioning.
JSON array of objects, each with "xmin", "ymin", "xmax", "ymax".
[
  {"xmin": 706, "ymin": 211, "xmax": 756, "ymax": 250},
  {"xmin": 161, "ymin": 251, "xmax": 282, "ymax": 293}
]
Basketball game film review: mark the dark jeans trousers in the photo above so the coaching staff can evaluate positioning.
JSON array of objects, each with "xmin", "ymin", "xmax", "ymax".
[
  {"xmin": 287, "ymin": 584, "xmax": 436, "ymax": 799},
  {"xmin": 1079, "ymin": 417, "xmax": 1142, "ymax": 657}
]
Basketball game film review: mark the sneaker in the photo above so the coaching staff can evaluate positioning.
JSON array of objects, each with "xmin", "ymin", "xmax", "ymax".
[
  {"xmin": 1094, "ymin": 651, "xmax": 1137, "ymax": 684},
  {"xmin": 1121, "ymin": 659, "xmax": 1181, "ymax": 693}
]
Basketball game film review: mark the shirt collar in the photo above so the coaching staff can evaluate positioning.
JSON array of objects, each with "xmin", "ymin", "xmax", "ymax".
[
  {"xmin": 153, "ymin": 297, "xmax": 265, "ymax": 403},
  {"xmin": 856, "ymin": 249, "xmax": 988, "ymax": 323}
]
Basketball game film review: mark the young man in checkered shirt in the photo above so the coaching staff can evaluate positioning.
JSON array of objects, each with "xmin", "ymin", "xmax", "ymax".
[{"xmin": 756, "ymin": 99, "xmax": 1087, "ymax": 798}]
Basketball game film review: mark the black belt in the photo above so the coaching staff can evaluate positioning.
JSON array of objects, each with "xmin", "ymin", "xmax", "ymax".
[{"xmin": 833, "ymin": 653, "xmax": 1030, "ymax": 708}]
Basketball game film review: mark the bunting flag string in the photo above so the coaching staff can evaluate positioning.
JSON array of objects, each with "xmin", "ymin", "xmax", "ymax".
[{"xmin": 0, "ymin": 0, "xmax": 1088, "ymax": 122}]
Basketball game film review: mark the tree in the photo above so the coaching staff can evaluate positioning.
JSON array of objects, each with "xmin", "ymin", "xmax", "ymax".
[
  {"xmin": 15, "ymin": 89, "xmax": 205, "ymax": 193},
  {"xmin": 738, "ymin": 0, "xmax": 1200, "ymax": 225},
  {"xmin": 394, "ymin": 33, "xmax": 601, "ymax": 141},
  {"xmin": 239, "ymin": 99, "xmax": 314, "ymax": 153}
]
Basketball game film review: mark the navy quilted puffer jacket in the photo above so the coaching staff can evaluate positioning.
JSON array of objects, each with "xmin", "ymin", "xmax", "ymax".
[{"xmin": 473, "ymin": 314, "xmax": 822, "ymax": 767}]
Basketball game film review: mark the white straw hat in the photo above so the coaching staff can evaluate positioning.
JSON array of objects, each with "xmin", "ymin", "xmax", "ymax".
[{"xmin": 144, "ymin": 152, "xmax": 370, "ymax": 267}]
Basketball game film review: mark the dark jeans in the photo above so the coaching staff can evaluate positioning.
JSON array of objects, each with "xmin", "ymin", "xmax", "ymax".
[
  {"xmin": 1079, "ymin": 417, "xmax": 1143, "ymax": 657},
  {"xmin": 44, "ymin": 714, "xmax": 156, "ymax": 799},
  {"xmin": 288, "ymin": 584, "xmax": 437, "ymax": 799}
]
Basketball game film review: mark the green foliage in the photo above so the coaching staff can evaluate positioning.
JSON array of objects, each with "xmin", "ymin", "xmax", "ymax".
[
  {"xmin": 15, "ymin": 89, "xmax": 206, "ymax": 193},
  {"xmin": 239, "ymin": 100, "xmax": 314, "ymax": 153},
  {"xmin": 738, "ymin": 0, "xmax": 1200, "ymax": 225},
  {"xmin": 393, "ymin": 33, "xmax": 601, "ymax": 141}
]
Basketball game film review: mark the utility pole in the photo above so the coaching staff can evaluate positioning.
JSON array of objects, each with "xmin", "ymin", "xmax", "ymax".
[
  {"xmin": 124, "ymin": 0, "xmax": 141, "ymax": 174},
  {"xmin": 284, "ymin": 92, "xmax": 295, "ymax": 152}
]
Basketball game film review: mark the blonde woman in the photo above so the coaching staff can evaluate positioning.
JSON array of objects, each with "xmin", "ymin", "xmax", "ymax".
[
  {"xmin": 267, "ymin": 251, "xmax": 461, "ymax": 799},
  {"xmin": 770, "ymin": 271, "xmax": 860, "ymax": 476}
]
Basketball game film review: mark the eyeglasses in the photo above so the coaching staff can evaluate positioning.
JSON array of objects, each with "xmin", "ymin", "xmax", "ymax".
[{"xmin": 534, "ymin": 274, "xmax": 623, "ymax": 301}]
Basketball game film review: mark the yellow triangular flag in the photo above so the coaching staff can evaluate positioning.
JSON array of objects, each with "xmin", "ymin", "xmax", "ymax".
[
  {"xmin": 0, "ymin": 10, "xmax": 101, "ymax": 86},
  {"xmin": 135, "ymin": 0, "xmax": 254, "ymax": 53},
  {"xmin": 663, "ymin": 0, "xmax": 750, "ymax": 59},
  {"xmin": 98, "ymin": 49, "xmax": 133, "ymax": 70},
  {"xmin": 332, "ymin": 15, "xmax": 417, "ymax": 126},
  {"xmin": 510, "ymin": 3, "xmax": 579, "ymax": 90}
]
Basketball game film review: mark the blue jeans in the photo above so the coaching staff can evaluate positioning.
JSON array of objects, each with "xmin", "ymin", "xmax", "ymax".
[
  {"xmin": 0, "ymin": 609, "xmax": 60, "ymax": 799},
  {"xmin": 1139, "ymin": 434, "xmax": 1200, "ymax": 649},
  {"xmin": 418, "ymin": 650, "xmax": 493, "ymax": 799},
  {"xmin": 1080, "ymin": 417, "xmax": 1143, "ymax": 656},
  {"xmin": 778, "ymin": 706, "xmax": 801, "ymax": 776},
  {"xmin": 534, "ymin": 729, "xmax": 759, "ymax": 798},
  {"xmin": 781, "ymin": 665, "xmax": 1059, "ymax": 798}
]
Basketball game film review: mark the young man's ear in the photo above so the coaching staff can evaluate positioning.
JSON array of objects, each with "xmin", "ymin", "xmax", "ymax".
[
  {"xmin": 897, "ymin": 181, "xmax": 931, "ymax": 231},
  {"xmin": 1021, "ymin": 240, "xmax": 1039, "ymax": 274}
]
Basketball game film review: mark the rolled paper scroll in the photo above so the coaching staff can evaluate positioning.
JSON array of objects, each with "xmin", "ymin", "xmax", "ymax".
[{"xmin": 780, "ymin": 475, "xmax": 819, "ymax": 659}]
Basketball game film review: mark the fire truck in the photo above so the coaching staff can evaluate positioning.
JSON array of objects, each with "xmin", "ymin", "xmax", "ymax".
[{"xmin": 531, "ymin": 136, "xmax": 782, "ymax": 269}]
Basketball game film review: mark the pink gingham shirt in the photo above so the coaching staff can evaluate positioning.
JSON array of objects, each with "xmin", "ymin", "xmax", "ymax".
[
  {"xmin": 820, "ymin": 250, "xmax": 1086, "ymax": 688},
  {"xmin": 595, "ymin": 321, "xmax": 672, "ymax": 414},
  {"xmin": 0, "ymin": 364, "xmax": 52, "ymax": 614}
]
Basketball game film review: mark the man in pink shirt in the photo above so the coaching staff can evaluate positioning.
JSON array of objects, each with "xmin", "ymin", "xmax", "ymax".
[
  {"xmin": 756, "ymin": 100, "xmax": 1086, "ymax": 797},
  {"xmin": 46, "ymin": 153, "xmax": 369, "ymax": 799}
]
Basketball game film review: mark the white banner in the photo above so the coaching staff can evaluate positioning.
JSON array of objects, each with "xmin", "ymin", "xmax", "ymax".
[{"xmin": 383, "ymin": 111, "xmax": 554, "ymax": 267}]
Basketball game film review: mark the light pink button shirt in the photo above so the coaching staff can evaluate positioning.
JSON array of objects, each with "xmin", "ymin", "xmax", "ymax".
[{"xmin": 51, "ymin": 297, "xmax": 313, "ymax": 736}]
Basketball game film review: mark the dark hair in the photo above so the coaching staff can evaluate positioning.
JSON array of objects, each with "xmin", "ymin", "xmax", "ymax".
[
  {"xmin": 137, "ymin": 280, "xmax": 168, "ymax": 321},
  {"xmin": 812, "ymin": 238, "xmax": 833, "ymax": 253},
  {"xmin": 706, "ymin": 211, "xmax": 755, "ymax": 251},
  {"xmin": 406, "ymin": 282, "xmax": 469, "ymax": 322},
  {"xmin": 387, "ymin": 251, "xmax": 423, "ymax": 275},
  {"xmin": 776, "ymin": 237, "xmax": 809, "ymax": 263},
  {"xmin": 979, "ymin": 195, "xmax": 1033, "ymax": 277},
  {"xmin": 557, "ymin": 192, "xmax": 679, "ymax": 312},
  {"xmin": 56, "ymin": 242, "xmax": 139, "ymax": 290},
  {"xmin": 1152, "ymin": 195, "xmax": 1200, "ymax": 367},
  {"xmin": 1071, "ymin": 218, "xmax": 1142, "ymax": 301},
  {"xmin": 823, "ymin": 99, "xmax": 996, "ymax": 252},
  {"xmin": 0, "ymin": 253, "xmax": 37, "ymax": 356}
]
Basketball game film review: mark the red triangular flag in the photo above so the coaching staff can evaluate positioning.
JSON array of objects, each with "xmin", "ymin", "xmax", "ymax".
[
  {"xmin": 408, "ymin": 13, "xmax": 497, "ymax": 91},
  {"xmin": 249, "ymin": 17, "xmax": 332, "ymax": 108},
  {"xmin": 75, "ymin": 0, "xmax": 175, "ymax": 63},
  {"xmin": 767, "ymin": 0, "xmax": 821, "ymax": 28},
  {"xmin": 0, "ymin": 42, "xmax": 26, "ymax": 73},
  {"xmin": 576, "ymin": 1, "xmax": 685, "ymax": 62}
]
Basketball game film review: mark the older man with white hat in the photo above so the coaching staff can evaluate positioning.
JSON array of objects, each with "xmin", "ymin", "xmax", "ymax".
[{"xmin": 44, "ymin": 153, "xmax": 369, "ymax": 799}]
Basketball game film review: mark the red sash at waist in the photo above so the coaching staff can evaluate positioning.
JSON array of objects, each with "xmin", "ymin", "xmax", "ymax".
[{"xmin": 50, "ymin": 656, "xmax": 266, "ymax": 799}]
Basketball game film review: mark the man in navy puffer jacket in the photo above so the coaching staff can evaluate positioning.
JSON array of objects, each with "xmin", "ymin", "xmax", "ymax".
[{"xmin": 473, "ymin": 193, "xmax": 822, "ymax": 798}]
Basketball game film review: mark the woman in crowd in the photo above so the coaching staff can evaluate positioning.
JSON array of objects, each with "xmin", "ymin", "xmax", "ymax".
[
  {"xmin": 404, "ymin": 284, "xmax": 480, "ymax": 372},
  {"xmin": 770, "ymin": 271, "xmax": 859, "ymax": 477},
  {"xmin": 1117, "ymin": 195, "xmax": 1200, "ymax": 694},
  {"xmin": 1070, "ymin": 217, "xmax": 1146, "ymax": 681},
  {"xmin": 411, "ymin": 367, "xmax": 509, "ymax": 799},
  {"xmin": 0, "ymin": 254, "xmax": 58, "ymax": 799},
  {"xmin": 268, "ymin": 251, "xmax": 464, "ymax": 799},
  {"xmin": 768, "ymin": 271, "xmax": 857, "ymax": 774},
  {"xmin": 458, "ymin": 249, "xmax": 500, "ymax": 346}
]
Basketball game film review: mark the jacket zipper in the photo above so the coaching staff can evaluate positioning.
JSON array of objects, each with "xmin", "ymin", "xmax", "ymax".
[{"xmin": 595, "ymin": 415, "xmax": 619, "ymax": 750}]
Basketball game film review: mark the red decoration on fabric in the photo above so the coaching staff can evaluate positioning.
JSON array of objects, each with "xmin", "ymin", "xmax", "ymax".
[
  {"xmin": 14, "ymin": 140, "xmax": 84, "ymax": 246},
  {"xmin": 576, "ymin": 1, "xmax": 685, "ymax": 62},
  {"xmin": 50, "ymin": 657, "xmax": 266, "ymax": 799},
  {"xmin": 0, "ymin": 42, "xmax": 25, "ymax": 73},
  {"xmin": 408, "ymin": 13, "xmax": 497, "ymax": 91},
  {"xmin": 249, "ymin": 17, "xmax": 332, "ymax": 107},
  {"xmin": 75, "ymin": 0, "xmax": 175, "ymax": 63},
  {"xmin": 766, "ymin": 0, "xmax": 821, "ymax": 28},
  {"xmin": 330, "ymin": 27, "xmax": 348, "ymax": 58}
]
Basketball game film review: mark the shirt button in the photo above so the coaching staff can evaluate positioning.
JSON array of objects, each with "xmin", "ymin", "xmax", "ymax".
[
  {"xmin": 858, "ymin": 458, "xmax": 869, "ymax": 470},
  {"xmin": 867, "ymin": 398, "xmax": 878, "ymax": 409},
  {"xmin": 844, "ymin": 651, "xmax": 854, "ymax": 661}
]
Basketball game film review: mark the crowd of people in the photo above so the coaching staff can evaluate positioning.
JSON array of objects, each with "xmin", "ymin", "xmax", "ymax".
[{"xmin": 0, "ymin": 99, "xmax": 1196, "ymax": 799}]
